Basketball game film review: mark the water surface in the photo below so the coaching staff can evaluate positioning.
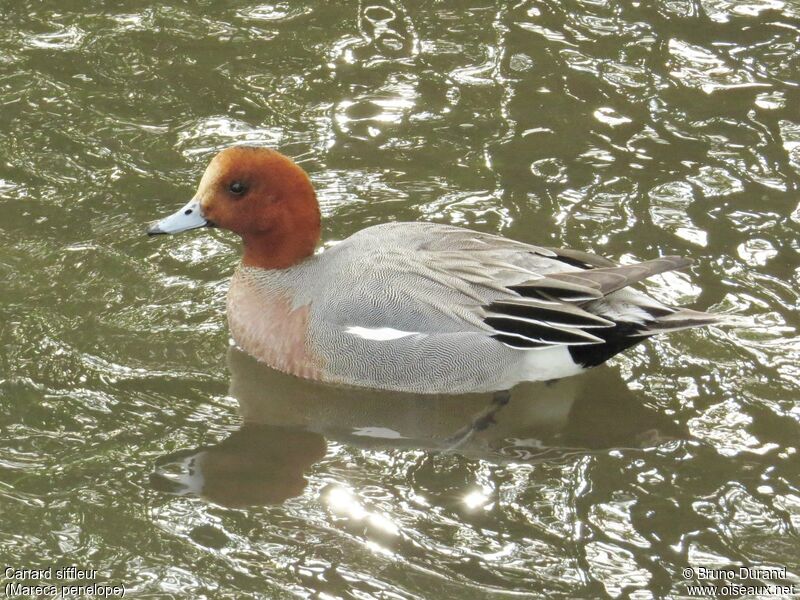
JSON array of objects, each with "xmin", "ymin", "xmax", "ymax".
[{"xmin": 1, "ymin": 0, "xmax": 799, "ymax": 598}]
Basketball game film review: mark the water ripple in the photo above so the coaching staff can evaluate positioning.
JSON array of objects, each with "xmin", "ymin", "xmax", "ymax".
[{"xmin": 0, "ymin": 0, "xmax": 799, "ymax": 597}]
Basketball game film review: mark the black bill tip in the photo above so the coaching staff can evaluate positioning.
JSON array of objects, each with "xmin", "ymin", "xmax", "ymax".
[{"xmin": 146, "ymin": 224, "xmax": 165, "ymax": 236}]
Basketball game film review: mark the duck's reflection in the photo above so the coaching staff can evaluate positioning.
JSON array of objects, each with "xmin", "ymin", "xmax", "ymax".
[
  {"xmin": 151, "ymin": 347, "xmax": 685, "ymax": 506},
  {"xmin": 150, "ymin": 424, "xmax": 326, "ymax": 507}
]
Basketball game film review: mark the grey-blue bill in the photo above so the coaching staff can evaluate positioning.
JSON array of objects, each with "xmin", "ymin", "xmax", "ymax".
[{"xmin": 147, "ymin": 198, "xmax": 214, "ymax": 236}]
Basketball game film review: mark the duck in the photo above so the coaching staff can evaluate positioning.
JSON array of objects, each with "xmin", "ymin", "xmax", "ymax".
[{"xmin": 147, "ymin": 146, "xmax": 720, "ymax": 394}]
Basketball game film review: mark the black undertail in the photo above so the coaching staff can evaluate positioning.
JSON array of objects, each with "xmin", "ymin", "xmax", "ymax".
[{"xmin": 567, "ymin": 321, "xmax": 647, "ymax": 367}]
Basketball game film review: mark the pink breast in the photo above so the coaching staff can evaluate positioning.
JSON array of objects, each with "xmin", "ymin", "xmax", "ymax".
[{"xmin": 227, "ymin": 277, "xmax": 323, "ymax": 380}]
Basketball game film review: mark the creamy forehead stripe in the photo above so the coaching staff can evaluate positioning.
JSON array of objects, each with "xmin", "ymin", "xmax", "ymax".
[
  {"xmin": 345, "ymin": 326, "xmax": 420, "ymax": 341},
  {"xmin": 196, "ymin": 156, "xmax": 224, "ymax": 202}
]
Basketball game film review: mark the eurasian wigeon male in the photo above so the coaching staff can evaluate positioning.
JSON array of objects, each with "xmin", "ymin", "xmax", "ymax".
[{"xmin": 148, "ymin": 146, "xmax": 720, "ymax": 394}]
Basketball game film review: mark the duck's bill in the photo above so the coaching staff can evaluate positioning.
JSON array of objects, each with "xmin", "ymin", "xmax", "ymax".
[{"xmin": 147, "ymin": 199, "xmax": 213, "ymax": 236}]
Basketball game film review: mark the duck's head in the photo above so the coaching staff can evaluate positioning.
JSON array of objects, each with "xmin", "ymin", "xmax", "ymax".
[{"xmin": 148, "ymin": 146, "xmax": 320, "ymax": 269}]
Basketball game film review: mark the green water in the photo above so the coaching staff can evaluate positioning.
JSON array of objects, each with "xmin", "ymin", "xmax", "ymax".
[{"xmin": 1, "ymin": 1, "xmax": 799, "ymax": 598}]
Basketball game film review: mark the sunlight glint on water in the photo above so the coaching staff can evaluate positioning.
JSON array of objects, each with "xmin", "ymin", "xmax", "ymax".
[{"xmin": 0, "ymin": 0, "xmax": 799, "ymax": 598}]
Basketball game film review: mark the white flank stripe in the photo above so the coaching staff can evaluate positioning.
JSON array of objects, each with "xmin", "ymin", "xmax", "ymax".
[
  {"xmin": 351, "ymin": 427, "xmax": 406, "ymax": 439},
  {"xmin": 345, "ymin": 326, "xmax": 420, "ymax": 341}
]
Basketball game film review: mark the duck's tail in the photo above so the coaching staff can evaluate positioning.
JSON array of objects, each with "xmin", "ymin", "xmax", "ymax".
[
  {"xmin": 568, "ymin": 306, "xmax": 732, "ymax": 368},
  {"xmin": 490, "ymin": 252, "xmax": 738, "ymax": 368},
  {"xmin": 636, "ymin": 307, "xmax": 725, "ymax": 335}
]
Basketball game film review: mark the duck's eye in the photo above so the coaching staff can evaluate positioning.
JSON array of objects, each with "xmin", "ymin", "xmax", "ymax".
[{"xmin": 228, "ymin": 181, "xmax": 247, "ymax": 196}]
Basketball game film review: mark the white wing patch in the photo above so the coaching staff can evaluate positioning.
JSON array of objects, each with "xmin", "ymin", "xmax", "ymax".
[
  {"xmin": 345, "ymin": 326, "xmax": 421, "ymax": 341},
  {"xmin": 351, "ymin": 427, "xmax": 406, "ymax": 439}
]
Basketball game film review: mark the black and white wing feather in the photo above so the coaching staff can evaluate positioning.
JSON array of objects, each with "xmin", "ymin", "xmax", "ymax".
[{"xmin": 484, "ymin": 256, "xmax": 720, "ymax": 354}]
